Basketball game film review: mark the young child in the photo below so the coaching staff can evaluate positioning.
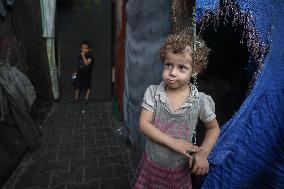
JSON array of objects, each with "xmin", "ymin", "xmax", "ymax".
[
  {"xmin": 133, "ymin": 33, "xmax": 220, "ymax": 189},
  {"xmin": 72, "ymin": 40, "xmax": 94, "ymax": 103}
]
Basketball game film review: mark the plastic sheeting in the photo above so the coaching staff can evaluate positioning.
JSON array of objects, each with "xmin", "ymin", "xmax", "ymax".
[
  {"xmin": 40, "ymin": 0, "xmax": 56, "ymax": 38},
  {"xmin": 195, "ymin": 0, "xmax": 284, "ymax": 188},
  {"xmin": 196, "ymin": 0, "xmax": 219, "ymax": 21},
  {"xmin": 123, "ymin": 0, "xmax": 171, "ymax": 147},
  {"xmin": 0, "ymin": 0, "xmax": 16, "ymax": 17},
  {"xmin": 0, "ymin": 63, "xmax": 40, "ymax": 149},
  {"xmin": 40, "ymin": 0, "xmax": 59, "ymax": 99}
]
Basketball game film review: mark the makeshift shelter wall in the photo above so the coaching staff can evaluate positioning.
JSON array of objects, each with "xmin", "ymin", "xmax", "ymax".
[
  {"xmin": 12, "ymin": 0, "xmax": 53, "ymax": 100},
  {"xmin": 0, "ymin": 0, "xmax": 52, "ymax": 186},
  {"xmin": 123, "ymin": 0, "xmax": 171, "ymax": 147},
  {"xmin": 113, "ymin": 0, "xmax": 126, "ymax": 114},
  {"xmin": 0, "ymin": 15, "xmax": 28, "ymax": 187},
  {"xmin": 195, "ymin": 0, "xmax": 284, "ymax": 188}
]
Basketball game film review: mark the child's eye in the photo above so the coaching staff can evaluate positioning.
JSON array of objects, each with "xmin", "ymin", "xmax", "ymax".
[
  {"xmin": 179, "ymin": 65, "xmax": 186, "ymax": 70},
  {"xmin": 165, "ymin": 63, "xmax": 172, "ymax": 68}
]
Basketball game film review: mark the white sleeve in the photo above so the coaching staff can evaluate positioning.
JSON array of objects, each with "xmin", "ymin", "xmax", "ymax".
[
  {"xmin": 141, "ymin": 85, "xmax": 157, "ymax": 112},
  {"xmin": 199, "ymin": 93, "xmax": 216, "ymax": 124}
]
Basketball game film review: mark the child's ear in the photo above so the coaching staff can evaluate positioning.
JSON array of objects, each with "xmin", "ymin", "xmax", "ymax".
[{"xmin": 193, "ymin": 64, "xmax": 202, "ymax": 75}]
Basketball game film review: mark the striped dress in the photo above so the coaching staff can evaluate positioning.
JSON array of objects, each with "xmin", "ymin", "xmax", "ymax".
[{"xmin": 133, "ymin": 81, "xmax": 216, "ymax": 189}]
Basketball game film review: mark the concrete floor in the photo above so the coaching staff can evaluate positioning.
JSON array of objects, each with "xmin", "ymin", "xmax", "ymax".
[{"xmin": 2, "ymin": 101, "xmax": 138, "ymax": 189}]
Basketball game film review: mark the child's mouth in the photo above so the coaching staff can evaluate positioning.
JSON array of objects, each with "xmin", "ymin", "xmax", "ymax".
[{"xmin": 167, "ymin": 79, "xmax": 176, "ymax": 84}]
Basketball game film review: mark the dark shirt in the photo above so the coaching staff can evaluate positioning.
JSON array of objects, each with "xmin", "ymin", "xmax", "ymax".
[{"xmin": 77, "ymin": 53, "xmax": 94, "ymax": 71}]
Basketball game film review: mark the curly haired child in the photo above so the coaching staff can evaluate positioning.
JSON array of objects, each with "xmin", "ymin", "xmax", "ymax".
[{"xmin": 133, "ymin": 32, "xmax": 220, "ymax": 189}]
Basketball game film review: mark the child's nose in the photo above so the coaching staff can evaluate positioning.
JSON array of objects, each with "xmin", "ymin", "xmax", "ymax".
[{"xmin": 169, "ymin": 68, "xmax": 177, "ymax": 76}]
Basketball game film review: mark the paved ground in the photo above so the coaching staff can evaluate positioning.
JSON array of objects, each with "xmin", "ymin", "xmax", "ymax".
[{"xmin": 2, "ymin": 100, "xmax": 138, "ymax": 189}]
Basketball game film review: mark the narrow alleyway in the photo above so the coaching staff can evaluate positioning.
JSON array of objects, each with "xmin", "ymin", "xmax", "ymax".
[{"xmin": 2, "ymin": 101, "xmax": 135, "ymax": 189}]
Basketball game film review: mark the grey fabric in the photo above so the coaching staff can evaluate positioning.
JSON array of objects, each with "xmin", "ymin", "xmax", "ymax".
[
  {"xmin": 142, "ymin": 81, "xmax": 216, "ymax": 168},
  {"xmin": 0, "ymin": 0, "xmax": 16, "ymax": 17},
  {"xmin": 6, "ymin": 0, "xmax": 16, "ymax": 7},
  {"xmin": 123, "ymin": 0, "xmax": 172, "ymax": 147},
  {"xmin": 40, "ymin": 0, "xmax": 57, "ymax": 38},
  {"xmin": 0, "ymin": 0, "xmax": 7, "ymax": 17},
  {"xmin": 0, "ymin": 63, "xmax": 40, "ymax": 149}
]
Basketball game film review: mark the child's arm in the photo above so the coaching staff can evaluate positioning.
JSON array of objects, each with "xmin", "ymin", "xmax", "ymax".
[
  {"xmin": 81, "ymin": 52, "xmax": 92, "ymax": 65},
  {"xmin": 139, "ymin": 108, "xmax": 202, "ymax": 158},
  {"xmin": 190, "ymin": 118, "xmax": 220, "ymax": 175}
]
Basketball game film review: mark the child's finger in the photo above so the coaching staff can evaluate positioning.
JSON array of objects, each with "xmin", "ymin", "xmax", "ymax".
[
  {"xmin": 191, "ymin": 146, "xmax": 200, "ymax": 152},
  {"xmin": 188, "ymin": 156, "xmax": 193, "ymax": 168},
  {"xmin": 184, "ymin": 150, "xmax": 191, "ymax": 158},
  {"xmin": 189, "ymin": 156, "xmax": 196, "ymax": 169},
  {"xmin": 205, "ymin": 167, "xmax": 209, "ymax": 174},
  {"xmin": 193, "ymin": 145, "xmax": 204, "ymax": 151},
  {"xmin": 201, "ymin": 168, "xmax": 206, "ymax": 175},
  {"xmin": 196, "ymin": 167, "xmax": 202, "ymax": 175},
  {"xmin": 191, "ymin": 162, "xmax": 198, "ymax": 174}
]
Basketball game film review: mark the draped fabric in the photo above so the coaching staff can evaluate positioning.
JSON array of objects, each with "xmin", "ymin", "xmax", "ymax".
[
  {"xmin": 123, "ymin": 0, "xmax": 171, "ymax": 146},
  {"xmin": 196, "ymin": 0, "xmax": 219, "ymax": 21},
  {"xmin": 195, "ymin": 1, "xmax": 284, "ymax": 188},
  {"xmin": 0, "ymin": 0, "xmax": 16, "ymax": 17},
  {"xmin": 40, "ymin": 0, "xmax": 57, "ymax": 38}
]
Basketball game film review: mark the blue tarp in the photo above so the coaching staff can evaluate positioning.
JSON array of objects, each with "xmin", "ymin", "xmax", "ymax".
[{"xmin": 196, "ymin": 0, "xmax": 284, "ymax": 188}]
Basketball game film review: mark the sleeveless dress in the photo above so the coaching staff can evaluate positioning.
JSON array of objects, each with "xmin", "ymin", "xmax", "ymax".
[{"xmin": 133, "ymin": 81, "xmax": 216, "ymax": 189}]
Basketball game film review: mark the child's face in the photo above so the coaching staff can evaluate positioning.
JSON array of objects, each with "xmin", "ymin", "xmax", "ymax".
[
  {"xmin": 81, "ymin": 44, "xmax": 90, "ymax": 53},
  {"xmin": 162, "ymin": 49, "xmax": 194, "ymax": 89}
]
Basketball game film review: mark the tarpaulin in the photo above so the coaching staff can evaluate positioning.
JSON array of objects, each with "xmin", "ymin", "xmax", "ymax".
[
  {"xmin": 196, "ymin": 0, "xmax": 284, "ymax": 188},
  {"xmin": 40, "ymin": 0, "xmax": 59, "ymax": 99},
  {"xmin": 40, "ymin": 0, "xmax": 57, "ymax": 38},
  {"xmin": 0, "ymin": 63, "xmax": 40, "ymax": 149},
  {"xmin": 0, "ymin": 0, "xmax": 16, "ymax": 17},
  {"xmin": 123, "ymin": 0, "xmax": 171, "ymax": 147}
]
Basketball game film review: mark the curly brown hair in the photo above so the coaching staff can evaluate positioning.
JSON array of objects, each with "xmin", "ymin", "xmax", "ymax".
[{"xmin": 160, "ymin": 32, "xmax": 210, "ymax": 73}]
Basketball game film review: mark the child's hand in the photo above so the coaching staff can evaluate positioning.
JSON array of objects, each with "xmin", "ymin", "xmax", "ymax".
[
  {"xmin": 190, "ymin": 151, "xmax": 209, "ymax": 175},
  {"xmin": 81, "ymin": 51, "xmax": 86, "ymax": 56},
  {"xmin": 170, "ymin": 138, "xmax": 202, "ymax": 158}
]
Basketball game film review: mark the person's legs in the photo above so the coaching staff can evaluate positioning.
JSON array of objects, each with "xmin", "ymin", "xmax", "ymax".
[
  {"xmin": 69, "ymin": 89, "xmax": 80, "ymax": 103},
  {"xmin": 75, "ymin": 89, "xmax": 80, "ymax": 100},
  {"xmin": 84, "ymin": 88, "xmax": 91, "ymax": 104},
  {"xmin": 85, "ymin": 88, "xmax": 91, "ymax": 100}
]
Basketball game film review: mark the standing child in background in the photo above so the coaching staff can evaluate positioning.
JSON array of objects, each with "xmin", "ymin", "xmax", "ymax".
[
  {"xmin": 71, "ymin": 40, "xmax": 94, "ymax": 104},
  {"xmin": 133, "ymin": 33, "xmax": 220, "ymax": 189}
]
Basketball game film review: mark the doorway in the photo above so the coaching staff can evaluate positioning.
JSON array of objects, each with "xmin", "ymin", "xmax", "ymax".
[{"xmin": 56, "ymin": 0, "xmax": 112, "ymax": 101}]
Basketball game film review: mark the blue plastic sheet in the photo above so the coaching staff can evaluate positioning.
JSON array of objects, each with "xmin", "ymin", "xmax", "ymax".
[{"xmin": 196, "ymin": 0, "xmax": 284, "ymax": 188}]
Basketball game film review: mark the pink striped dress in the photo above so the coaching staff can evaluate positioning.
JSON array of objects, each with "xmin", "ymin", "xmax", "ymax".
[{"xmin": 133, "ymin": 81, "xmax": 216, "ymax": 189}]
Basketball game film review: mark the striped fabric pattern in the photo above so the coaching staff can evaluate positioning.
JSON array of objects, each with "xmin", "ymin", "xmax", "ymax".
[{"xmin": 133, "ymin": 153, "xmax": 192, "ymax": 189}]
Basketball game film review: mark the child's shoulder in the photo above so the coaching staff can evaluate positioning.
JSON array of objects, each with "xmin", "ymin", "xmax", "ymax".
[
  {"xmin": 144, "ymin": 84, "xmax": 159, "ymax": 96},
  {"xmin": 197, "ymin": 91, "xmax": 215, "ymax": 106},
  {"xmin": 145, "ymin": 81, "xmax": 165, "ymax": 93},
  {"xmin": 197, "ymin": 91, "xmax": 210, "ymax": 98}
]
